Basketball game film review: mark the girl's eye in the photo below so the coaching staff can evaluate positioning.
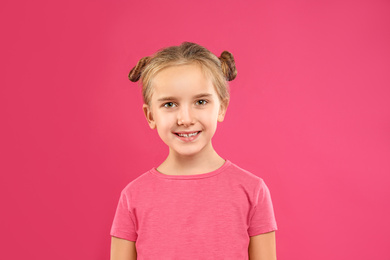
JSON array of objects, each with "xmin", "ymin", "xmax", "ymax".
[
  {"xmin": 163, "ymin": 102, "xmax": 176, "ymax": 108},
  {"xmin": 196, "ymin": 100, "xmax": 208, "ymax": 105}
]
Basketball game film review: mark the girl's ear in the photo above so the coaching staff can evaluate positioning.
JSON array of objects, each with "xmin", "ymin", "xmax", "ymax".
[
  {"xmin": 217, "ymin": 100, "xmax": 229, "ymax": 122},
  {"xmin": 143, "ymin": 104, "xmax": 156, "ymax": 129}
]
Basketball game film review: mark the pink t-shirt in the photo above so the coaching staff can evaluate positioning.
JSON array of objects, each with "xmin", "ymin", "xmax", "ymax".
[{"xmin": 110, "ymin": 160, "xmax": 277, "ymax": 259}]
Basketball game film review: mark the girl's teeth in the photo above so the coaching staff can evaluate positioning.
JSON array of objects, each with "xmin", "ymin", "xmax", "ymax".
[{"xmin": 178, "ymin": 132, "xmax": 198, "ymax": 137}]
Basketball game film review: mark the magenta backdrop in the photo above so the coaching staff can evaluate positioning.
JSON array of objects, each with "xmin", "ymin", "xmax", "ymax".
[{"xmin": 1, "ymin": 0, "xmax": 389, "ymax": 259}]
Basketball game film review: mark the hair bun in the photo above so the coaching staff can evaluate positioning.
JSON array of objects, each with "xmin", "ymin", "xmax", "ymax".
[
  {"xmin": 219, "ymin": 51, "xmax": 237, "ymax": 81},
  {"xmin": 128, "ymin": 56, "xmax": 151, "ymax": 82}
]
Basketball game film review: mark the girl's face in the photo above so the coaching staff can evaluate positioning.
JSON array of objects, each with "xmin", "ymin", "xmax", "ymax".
[{"xmin": 143, "ymin": 63, "xmax": 227, "ymax": 158}]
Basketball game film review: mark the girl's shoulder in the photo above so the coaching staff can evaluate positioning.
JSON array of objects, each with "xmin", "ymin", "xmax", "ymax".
[
  {"xmin": 119, "ymin": 168, "xmax": 154, "ymax": 194},
  {"xmin": 227, "ymin": 160, "xmax": 266, "ymax": 183}
]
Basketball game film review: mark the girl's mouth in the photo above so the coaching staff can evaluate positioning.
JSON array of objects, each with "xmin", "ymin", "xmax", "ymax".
[
  {"xmin": 175, "ymin": 131, "xmax": 201, "ymax": 137},
  {"xmin": 174, "ymin": 131, "xmax": 201, "ymax": 142}
]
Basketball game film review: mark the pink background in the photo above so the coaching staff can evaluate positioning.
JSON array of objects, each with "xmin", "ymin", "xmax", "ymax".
[{"xmin": 1, "ymin": 0, "xmax": 389, "ymax": 259}]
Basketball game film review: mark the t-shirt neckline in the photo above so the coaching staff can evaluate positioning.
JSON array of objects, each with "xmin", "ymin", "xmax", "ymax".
[{"xmin": 149, "ymin": 159, "xmax": 232, "ymax": 180}]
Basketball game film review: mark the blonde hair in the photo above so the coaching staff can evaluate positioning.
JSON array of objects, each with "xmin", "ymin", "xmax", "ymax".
[{"xmin": 128, "ymin": 42, "xmax": 237, "ymax": 107}]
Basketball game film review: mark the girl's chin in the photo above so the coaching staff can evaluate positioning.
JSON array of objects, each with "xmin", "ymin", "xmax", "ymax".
[
  {"xmin": 171, "ymin": 150, "xmax": 201, "ymax": 157},
  {"xmin": 168, "ymin": 145, "xmax": 214, "ymax": 158}
]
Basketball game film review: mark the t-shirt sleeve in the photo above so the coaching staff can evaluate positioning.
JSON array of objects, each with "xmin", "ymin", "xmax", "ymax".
[
  {"xmin": 247, "ymin": 178, "xmax": 278, "ymax": 237},
  {"xmin": 110, "ymin": 190, "xmax": 138, "ymax": 241}
]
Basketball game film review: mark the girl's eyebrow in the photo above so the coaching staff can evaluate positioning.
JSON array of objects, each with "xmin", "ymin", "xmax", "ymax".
[{"xmin": 157, "ymin": 93, "xmax": 212, "ymax": 102}]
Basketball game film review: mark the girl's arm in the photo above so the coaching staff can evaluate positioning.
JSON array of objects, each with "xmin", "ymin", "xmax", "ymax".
[
  {"xmin": 248, "ymin": 231, "xmax": 276, "ymax": 260},
  {"xmin": 110, "ymin": 236, "xmax": 137, "ymax": 260}
]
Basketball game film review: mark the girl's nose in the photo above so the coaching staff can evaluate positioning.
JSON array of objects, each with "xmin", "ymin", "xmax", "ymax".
[{"xmin": 177, "ymin": 106, "xmax": 195, "ymax": 126}]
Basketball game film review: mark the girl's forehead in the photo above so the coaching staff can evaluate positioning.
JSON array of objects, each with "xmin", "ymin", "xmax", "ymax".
[{"xmin": 151, "ymin": 64, "xmax": 218, "ymax": 98}]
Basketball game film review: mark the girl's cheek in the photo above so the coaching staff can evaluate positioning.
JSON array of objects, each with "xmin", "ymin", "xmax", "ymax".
[{"xmin": 160, "ymin": 112, "xmax": 177, "ymax": 121}]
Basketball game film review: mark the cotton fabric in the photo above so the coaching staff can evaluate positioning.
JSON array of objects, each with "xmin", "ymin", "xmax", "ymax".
[{"xmin": 110, "ymin": 160, "xmax": 277, "ymax": 259}]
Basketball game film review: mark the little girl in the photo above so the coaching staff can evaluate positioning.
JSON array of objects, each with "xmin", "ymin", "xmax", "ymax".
[{"xmin": 110, "ymin": 42, "xmax": 277, "ymax": 260}]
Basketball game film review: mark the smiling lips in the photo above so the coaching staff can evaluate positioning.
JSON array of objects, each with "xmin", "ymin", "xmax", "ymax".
[
  {"xmin": 175, "ymin": 131, "xmax": 200, "ymax": 137},
  {"xmin": 174, "ymin": 131, "xmax": 201, "ymax": 141}
]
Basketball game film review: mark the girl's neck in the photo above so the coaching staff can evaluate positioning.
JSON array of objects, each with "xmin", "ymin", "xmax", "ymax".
[{"xmin": 156, "ymin": 145, "xmax": 225, "ymax": 176}]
